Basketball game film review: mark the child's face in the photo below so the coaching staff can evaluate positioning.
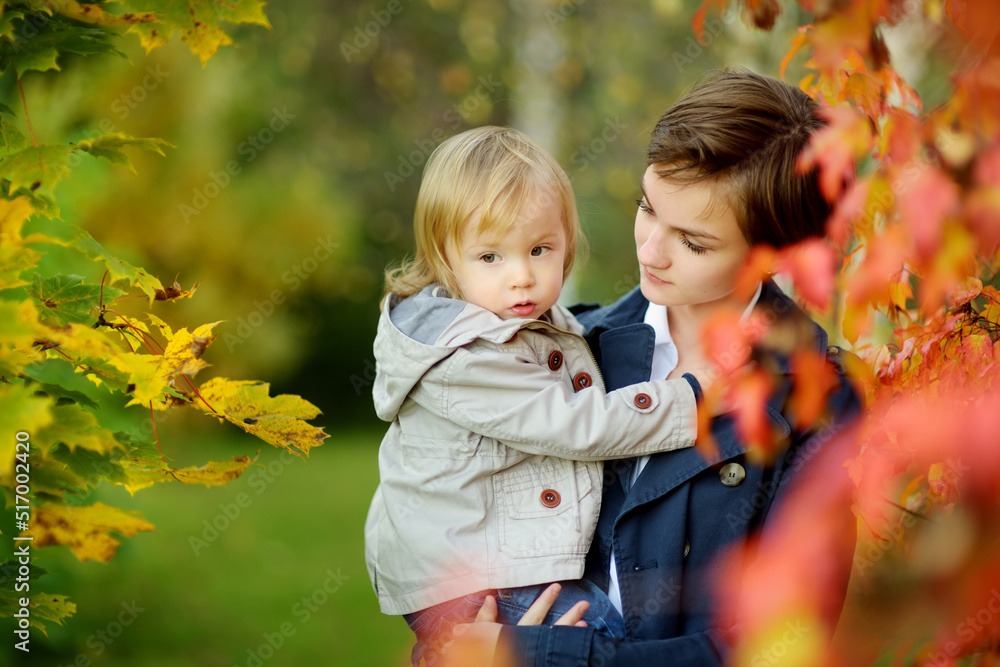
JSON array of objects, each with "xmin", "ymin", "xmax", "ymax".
[
  {"xmin": 634, "ymin": 165, "xmax": 751, "ymax": 310},
  {"xmin": 446, "ymin": 187, "xmax": 567, "ymax": 320}
]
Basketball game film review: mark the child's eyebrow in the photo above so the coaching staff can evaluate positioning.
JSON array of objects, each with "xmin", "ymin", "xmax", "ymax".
[{"xmin": 639, "ymin": 180, "xmax": 722, "ymax": 243}]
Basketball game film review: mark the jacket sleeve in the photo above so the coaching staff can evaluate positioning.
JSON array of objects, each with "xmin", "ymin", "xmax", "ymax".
[
  {"xmin": 409, "ymin": 345, "xmax": 699, "ymax": 461},
  {"xmin": 497, "ymin": 367, "xmax": 863, "ymax": 666}
]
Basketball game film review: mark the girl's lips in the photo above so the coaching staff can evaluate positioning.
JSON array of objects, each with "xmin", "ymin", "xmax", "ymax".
[
  {"xmin": 642, "ymin": 267, "xmax": 671, "ymax": 285},
  {"xmin": 510, "ymin": 302, "xmax": 536, "ymax": 316}
]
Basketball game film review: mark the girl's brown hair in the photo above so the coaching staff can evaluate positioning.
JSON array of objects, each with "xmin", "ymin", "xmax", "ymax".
[{"xmin": 647, "ymin": 67, "xmax": 834, "ymax": 249}]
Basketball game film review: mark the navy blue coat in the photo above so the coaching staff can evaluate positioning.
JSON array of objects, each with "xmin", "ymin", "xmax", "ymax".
[{"xmin": 501, "ymin": 282, "xmax": 862, "ymax": 666}]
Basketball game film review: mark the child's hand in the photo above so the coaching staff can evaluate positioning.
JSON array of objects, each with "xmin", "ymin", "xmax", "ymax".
[
  {"xmin": 515, "ymin": 583, "xmax": 589, "ymax": 627},
  {"xmin": 441, "ymin": 585, "xmax": 588, "ymax": 666}
]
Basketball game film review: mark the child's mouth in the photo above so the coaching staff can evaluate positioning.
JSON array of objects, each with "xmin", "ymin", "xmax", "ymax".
[{"xmin": 510, "ymin": 302, "xmax": 536, "ymax": 316}]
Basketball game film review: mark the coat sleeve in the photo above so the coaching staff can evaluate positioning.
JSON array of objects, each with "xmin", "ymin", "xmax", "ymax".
[
  {"xmin": 498, "ymin": 366, "xmax": 863, "ymax": 666},
  {"xmin": 409, "ymin": 345, "xmax": 699, "ymax": 461}
]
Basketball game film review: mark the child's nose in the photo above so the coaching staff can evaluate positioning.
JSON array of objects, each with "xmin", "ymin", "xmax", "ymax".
[{"xmin": 508, "ymin": 261, "xmax": 535, "ymax": 288}]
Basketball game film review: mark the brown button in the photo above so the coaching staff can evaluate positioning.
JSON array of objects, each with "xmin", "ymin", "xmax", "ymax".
[
  {"xmin": 547, "ymin": 350, "xmax": 563, "ymax": 371},
  {"xmin": 633, "ymin": 393, "xmax": 652, "ymax": 408},
  {"xmin": 573, "ymin": 372, "xmax": 592, "ymax": 391},
  {"xmin": 540, "ymin": 489, "xmax": 561, "ymax": 508}
]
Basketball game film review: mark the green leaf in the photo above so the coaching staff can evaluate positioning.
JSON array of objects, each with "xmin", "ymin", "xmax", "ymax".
[
  {"xmin": 0, "ymin": 382, "xmax": 55, "ymax": 479},
  {"xmin": 27, "ymin": 274, "xmax": 124, "ymax": 325},
  {"xmin": 75, "ymin": 133, "xmax": 173, "ymax": 172},
  {"xmin": 0, "ymin": 559, "xmax": 75, "ymax": 631},
  {"xmin": 0, "ymin": 144, "xmax": 73, "ymax": 201},
  {"xmin": 121, "ymin": 0, "xmax": 270, "ymax": 65},
  {"xmin": 0, "ymin": 9, "xmax": 122, "ymax": 75},
  {"xmin": 68, "ymin": 227, "xmax": 164, "ymax": 300},
  {"xmin": 35, "ymin": 403, "xmax": 121, "ymax": 455}
]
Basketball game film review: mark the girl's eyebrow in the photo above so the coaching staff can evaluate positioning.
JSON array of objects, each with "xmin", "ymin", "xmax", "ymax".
[{"xmin": 639, "ymin": 180, "xmax": 722, "ymax": 243}]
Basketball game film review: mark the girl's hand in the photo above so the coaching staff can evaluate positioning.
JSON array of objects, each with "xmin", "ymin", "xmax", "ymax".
[{"xmin": 440, "ymin": 584, "xmax": 589, "ymax": 666}]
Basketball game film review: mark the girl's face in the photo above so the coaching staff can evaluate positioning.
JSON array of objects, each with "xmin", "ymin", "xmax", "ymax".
[
  {"xmin": 445, "ymin": 187, "xmax": 567, "ymax": 320},
  {"xmin": 634, "ymin": 165, "xmax": 751, "ymax": 310}
]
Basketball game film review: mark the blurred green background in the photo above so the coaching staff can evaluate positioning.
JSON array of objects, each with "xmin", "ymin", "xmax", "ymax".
[{"xmin": 0, "ymin": 0, "xmax": 947, "ymax": 665}]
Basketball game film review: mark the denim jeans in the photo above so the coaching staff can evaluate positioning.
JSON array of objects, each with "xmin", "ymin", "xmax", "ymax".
[
  {"xmin": 494, "ymin": 579, "xmax": 625, "ymax": 637},
  {"xmin": 403, "ymin": 580, "xmax": 625, "ymax": 666},
  {"xmin": 403, "ymin": 591, "xmax": 489, "ymax": 667}
]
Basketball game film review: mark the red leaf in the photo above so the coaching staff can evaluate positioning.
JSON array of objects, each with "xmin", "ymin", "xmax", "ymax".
[
  {"xmin": 780, "ymin": 238, "xmax": 836, "ymax": 312},
  {"xmin": 797, "ymin": 106, "xmax": 874, "ymax": 201},
  {"xmin": 826, "ymin": 179, "xmax": 870, "ymax": 246},
  {"xmin": 897, "ymin": 165, "xmax": 959, "ymax": 260}
]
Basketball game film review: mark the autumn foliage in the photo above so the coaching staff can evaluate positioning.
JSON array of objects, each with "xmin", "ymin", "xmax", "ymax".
[
  {"xmin": 0, "ymin": 1, "xmax": 325, "ymax": 634},
  {"xmin": 689, "ymin": 0, "xmax": 1000, "ymax": 664}
]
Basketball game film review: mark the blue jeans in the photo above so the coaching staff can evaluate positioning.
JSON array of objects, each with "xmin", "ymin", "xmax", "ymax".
[
  {"xmin": 403, "ymin": 580, "xmax": 624, "ymax": 666},
  {"xmin": 494, "ymin": 579, "xmax": 625, "ymax": 637}
]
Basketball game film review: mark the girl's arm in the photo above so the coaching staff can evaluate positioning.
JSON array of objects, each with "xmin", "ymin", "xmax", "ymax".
[{"xmin": 409, "ymin": 344, "xmax": 700, "ymax": 461}]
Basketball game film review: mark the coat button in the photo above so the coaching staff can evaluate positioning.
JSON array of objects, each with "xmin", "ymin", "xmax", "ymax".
[
  {"xmin": 633, "ymin": 393, "xmax": 651, "ymax": 409},
  {"xmin": 547, "ymin": 351, "xmax": 563, "ymax": 371},
  {"xmin": 573, "ymin": 372, "xmax": 592, "ymax": 391},
  {"xmin": 719, "ymin": 463, "xmax": 746, "ymax": 487},
  {"xmin": 540, "ymin": 489, "xmax": 561, "ymax": 508},
  {"xmin": 684, "ymin": 540, "xmax": 691, "ymax": 558}
]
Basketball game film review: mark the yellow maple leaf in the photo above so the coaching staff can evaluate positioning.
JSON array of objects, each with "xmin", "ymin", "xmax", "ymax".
[
  {"xmin": 126, "ymin": 0, "xmax": 271, "ymax": 66},
  {"xmin": 25, "ymin": 502, "xmax": 155, "ymax": 563},
  {"xmin": 120, "ymin": 455, "xmax": 257, "ymax": 494},
  {"xmin": 0, "ymin": 385, "xmax": 55, "ymax": 479},
  {"xmin": 192, "ymin": 378, "xmax": 327, "ymax": 457},
  {"xmin": 0, "ymin": 195, "xmax": 35, "ymax": 245},
  {"xmin": 110, "ymin": 322, "xmax": 220, "ymax": 407},
  {"xmin": 34, "ymin": 404, "xmax": 121, "ymax": 455}
]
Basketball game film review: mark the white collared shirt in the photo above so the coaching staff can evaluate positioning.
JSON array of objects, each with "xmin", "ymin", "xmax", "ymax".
[{"xmin": 607, "ymin": 282, "xmax": 763, "ymax": 616}]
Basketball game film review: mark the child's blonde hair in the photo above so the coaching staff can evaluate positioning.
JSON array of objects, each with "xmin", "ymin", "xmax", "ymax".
[{"xmin": 384, "ymin": 126, "xmax": 582, "ymax": 301}]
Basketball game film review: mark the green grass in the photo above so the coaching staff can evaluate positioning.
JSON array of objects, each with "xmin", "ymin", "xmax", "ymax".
[{"xmin": 5, "ymin": 424, "xmax": 413, "ymax": 667}]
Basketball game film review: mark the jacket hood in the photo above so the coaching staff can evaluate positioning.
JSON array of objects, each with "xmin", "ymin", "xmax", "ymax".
[{"xmin": 372, "ymin": 285, "xmax": 579, "ymax": 422}]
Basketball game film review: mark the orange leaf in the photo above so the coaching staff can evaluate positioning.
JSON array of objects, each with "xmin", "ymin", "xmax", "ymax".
[
  {"xmin": 826, "ymin": 179, "xmax": 870, "ymax": 246},
  {"xmin": 731, "ymin": 367, "xmax": 775, "ymax": 460},
  {"xmin": 897, "ymin": 165, "xmax": 959, "ymax": 260},
  {"xmin": 780, "ymin": 25, "xmax": 813, "ymax": 80},
  {"xmin": 797, "ymin": 106, "xmax": 874, "ymax": 201},
  {"xmin": 780, "ymin": 238, "xmax": 836, "ymax": 312},
  {"xmin": 788, "ymin": 350, "xmax": 838, "ymax": 429}
]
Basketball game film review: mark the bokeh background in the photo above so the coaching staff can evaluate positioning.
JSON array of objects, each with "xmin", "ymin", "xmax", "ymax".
[{"xmin": 1, "ymin": 0, "xmax": 948, "ymax": 665}]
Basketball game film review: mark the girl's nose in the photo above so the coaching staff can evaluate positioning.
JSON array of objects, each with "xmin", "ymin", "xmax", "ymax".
[{"xmin": 508, "ymin": 260, "xmax": 535, "ymax": 288}]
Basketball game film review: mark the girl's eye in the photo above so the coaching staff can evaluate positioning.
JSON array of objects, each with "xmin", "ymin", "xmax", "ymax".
[
  {"xmin": 480, "ymin": 253, "xmax": 496, "ymax": 264},
  {"xmin": 680, "ymin": 235, "xmax": 708, "ymax": 255},
  {"xmin": 530, "ymin": 246, "xmax": 549, "ymax": 257},
  {"xmin": 635, "ymin": 198, "xmax": 653, "ymax": 216}
]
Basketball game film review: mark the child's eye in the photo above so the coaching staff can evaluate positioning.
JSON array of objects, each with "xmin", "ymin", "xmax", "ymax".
[
  {"xmin": 480, "ymin": 253, "xmax": 496, "ymax": 264},
  {"xmin": 530, "ymin": 246, "xmax": 549, "ymax": 257},
  {"xmin": 636, "ymin": 198, "xmax": 653, "ymax": 216},
  {"xmin": 680, "ymin": 235, "xmax": 708, "ymax": 255}
]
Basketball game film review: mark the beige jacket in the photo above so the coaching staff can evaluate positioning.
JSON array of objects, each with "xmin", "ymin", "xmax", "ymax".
[{"xmin": 364, "ymin": 285, "xmax": 698, "ymax": 615}]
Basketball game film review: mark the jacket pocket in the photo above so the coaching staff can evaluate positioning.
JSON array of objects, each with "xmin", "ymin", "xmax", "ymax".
[{"xmin": 493, "ymin": 460, "xmax": 596, "ymax": 559}]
